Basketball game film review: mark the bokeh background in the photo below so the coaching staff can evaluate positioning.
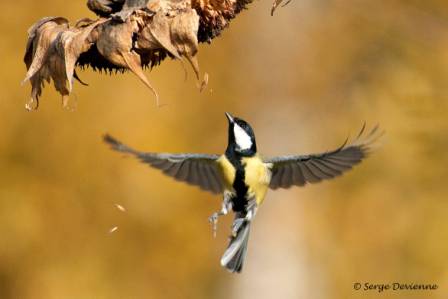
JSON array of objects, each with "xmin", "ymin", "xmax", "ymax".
[{"xmin": 1, "ymin": 0, "xmax": 448, "ymax": 298}]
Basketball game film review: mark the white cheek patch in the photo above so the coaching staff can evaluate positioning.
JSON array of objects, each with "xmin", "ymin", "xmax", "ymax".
[{"xmin": 234, "ymin": 124, "xmax": 252, "ymax": 150}]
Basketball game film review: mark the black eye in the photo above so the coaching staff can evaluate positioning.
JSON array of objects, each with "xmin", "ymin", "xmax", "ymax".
[{"xmin": 237, "ymin": 120, "xmax": 247, "ymax": 129}]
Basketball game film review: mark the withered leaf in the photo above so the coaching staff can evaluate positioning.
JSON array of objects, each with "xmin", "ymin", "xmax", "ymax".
[
  {"xmin": 170, "ymin": 9, "xmax": 200, "ymax": 79},
  {"xmin": 23, "ymin": 17, "xmax": 69, "ymax": 110},
  {"xmin": 142, "ymin": 12, "xmax": 182, "ymax": 59},
  {"xmin": 271, "ymin": 0, "xmax": 292, "ymax": 16},
  {"xmin": 96, "ymin": 16, "xmax": 160, "ymax": 105},
  {"xmin": 58, "ymin": 19, "xmax": 106, "ymax": 92},
  {"xmin": 199, "ymin": 72, "xmax": 209, "ymax": 93}
]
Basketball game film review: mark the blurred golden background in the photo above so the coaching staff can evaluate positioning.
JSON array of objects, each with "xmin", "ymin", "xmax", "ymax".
[{"xmin": 1, "ymin": 0, "xmax": 448, "ymax": 298}]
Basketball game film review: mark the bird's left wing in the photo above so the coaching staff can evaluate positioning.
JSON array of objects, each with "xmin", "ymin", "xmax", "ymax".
[
  {"xmin": 104, "ymin": 135, "xmax": 224, "ymax": 194},
  {"xmin": 265, "ymin": 125, "xmax": 381, "ymax": 190}
]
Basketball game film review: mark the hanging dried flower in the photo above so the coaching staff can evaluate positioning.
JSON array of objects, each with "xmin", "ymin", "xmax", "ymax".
[{"xmin": 22, "ymin": 0, "xmax": 286, "ymax": 110}]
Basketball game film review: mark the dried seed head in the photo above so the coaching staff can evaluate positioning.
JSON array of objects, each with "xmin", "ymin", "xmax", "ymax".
[{"xmin": 23, "ymin": 0, "xmax": 285, "ymax": 109}]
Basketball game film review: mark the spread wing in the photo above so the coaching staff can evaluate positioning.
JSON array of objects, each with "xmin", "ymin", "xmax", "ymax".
[
  {"xmin": 104, "ymin": 134, "xmax": 224, "ymax": 194},
  {"xmin": 266, "ymin": 125, "xmax": 381, "ymax": 189}
]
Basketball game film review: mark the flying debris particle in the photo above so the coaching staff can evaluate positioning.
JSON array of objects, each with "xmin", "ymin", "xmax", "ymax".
[
  {"xmin": 109, "ymin": 204, "xmax": 126, "ymax": 234},
  {"xmin": 114, "ymin": 203, "xmax": 126, "ymax": 212}
]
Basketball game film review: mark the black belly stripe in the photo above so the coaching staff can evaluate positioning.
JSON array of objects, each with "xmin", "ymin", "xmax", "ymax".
[
  {"xmin": 226, "ymin": 153, "xmax": 249, "ymax": 213},
  {"xmin": 232, "ymin": 166, "xmax": 248, "ymax": 212}
]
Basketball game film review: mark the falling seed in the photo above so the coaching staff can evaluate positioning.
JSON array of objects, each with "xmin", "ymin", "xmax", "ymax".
[
  {"xmin": 114, "ymin": 203, "xmax": 126, "ymax": 212},
  {"xmin": 109, "ymin": 226, "xmax": 118, "ymax": 234}
]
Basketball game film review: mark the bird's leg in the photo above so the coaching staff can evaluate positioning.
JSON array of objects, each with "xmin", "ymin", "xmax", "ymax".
[
  {"xmin": 245, "ymin": 199, "xmax": 258, "ymax": 221},
  {"xmin": 209, "ymin": 194, "xmax": 232, "ymax": 238}
]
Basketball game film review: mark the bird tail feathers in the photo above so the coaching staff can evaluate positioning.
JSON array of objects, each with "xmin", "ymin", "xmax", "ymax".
[{"xmin": 220, "ymin": 217, "xmax": 251, "ymax": 273}]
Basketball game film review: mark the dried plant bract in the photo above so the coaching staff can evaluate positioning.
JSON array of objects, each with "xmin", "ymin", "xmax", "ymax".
[{"xmin": 22, "ymin": 0, "xmax": 284, "ymax": 110}]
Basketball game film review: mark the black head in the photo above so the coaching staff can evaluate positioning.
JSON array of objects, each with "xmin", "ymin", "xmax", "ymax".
[{"xmin": 225, "ymin": 112, "xmax": 257, "ymax": 156}]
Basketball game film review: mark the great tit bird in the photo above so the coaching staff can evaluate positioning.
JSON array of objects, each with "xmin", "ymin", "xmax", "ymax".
[{"xmin": 104, "ymin": 113, "xmax": 379, "ymax": 273}]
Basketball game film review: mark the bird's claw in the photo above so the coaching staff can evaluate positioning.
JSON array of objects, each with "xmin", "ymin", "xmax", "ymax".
[{"xmin": 208, "ymin": 212, "xmax": 219, "ymax": 238}]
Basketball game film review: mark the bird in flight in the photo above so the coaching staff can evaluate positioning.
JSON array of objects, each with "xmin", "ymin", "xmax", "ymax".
[{"xmin": 104, "ymin": 113, "xmax": 380, "ymax": 273}]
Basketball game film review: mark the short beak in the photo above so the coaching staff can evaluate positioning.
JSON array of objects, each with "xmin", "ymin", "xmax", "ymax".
[{"xmin": 225, "ymin": 112, "xmax": 234, "ymax": 123}]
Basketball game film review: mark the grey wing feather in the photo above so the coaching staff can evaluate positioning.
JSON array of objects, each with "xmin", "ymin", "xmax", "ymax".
[
  {"xmin": 266, "ymin": 125, "xmax": 381, "ymax": 189},
  {"xmin": 104, "ymin": 134, "xmax": 224, "ymax": 194}
]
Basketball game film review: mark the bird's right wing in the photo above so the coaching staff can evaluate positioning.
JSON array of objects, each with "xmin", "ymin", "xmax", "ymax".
[
  {"xmin": 104, "ymin": 135, "xmax": 224, "ymax": 194},
  {"xmin": 265, "ymin": 125, "xmax": 381, "ymax": 189}
]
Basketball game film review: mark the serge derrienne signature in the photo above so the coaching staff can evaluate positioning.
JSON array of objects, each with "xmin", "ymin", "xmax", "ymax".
[{"xmin": 353, "ymin": 282, "xmax": 438, "ymax": 292}]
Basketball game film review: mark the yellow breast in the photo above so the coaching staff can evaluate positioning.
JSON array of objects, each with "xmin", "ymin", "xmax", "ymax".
[
  {"xmin": 217, "ymin": 155, "xmax": 236, "ymax": 191},
  {"xmin": 242, "ymin": 155, "xmax": 271, "ymax": 205}
]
